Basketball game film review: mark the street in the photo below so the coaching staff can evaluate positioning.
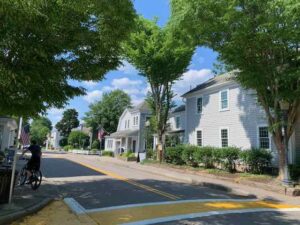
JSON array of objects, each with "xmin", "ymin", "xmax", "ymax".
[{"xmin": 19, "ymin": 153, "xmax": 298, "ymax": 225}]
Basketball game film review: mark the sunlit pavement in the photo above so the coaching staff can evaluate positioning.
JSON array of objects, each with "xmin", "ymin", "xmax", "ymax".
[{"xmin": 15, "ymin": 153, "xmax": 300, "ymax": 225}]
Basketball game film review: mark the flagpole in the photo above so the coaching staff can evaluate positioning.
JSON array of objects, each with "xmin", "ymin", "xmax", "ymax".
[{"xmin": 9, "ymin": 117, "xmax": 22, "ymax": 204}]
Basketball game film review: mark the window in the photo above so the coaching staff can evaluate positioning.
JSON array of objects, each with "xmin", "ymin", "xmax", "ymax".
[
  {"xmin": 196, "ymin": 130, "xmax": 202, "ymax": 146},
  {"xmin": 175, "ymin": 116, "xmax": 180, "ymax": 129},
  {"xmin": 107, "ymin": 140, "xmax": 113, "ymax": 149},
  {"xmin": 259, "ymin": 127, "xmax": 270, "ymax": 149},
  {"xmin": 133, "ymin": 116, "xmax": 139, "ymax": 126},
  {"xmin": 220, "ymin": 90, "xmax": 229, "ymax": 110},
  {"xmin": 197, "ymin": 97, "xmax": 203, "ymax": 113},
  {"xmin": 221, "ymin": 128, "xmax": 228, "ymax": 147}
]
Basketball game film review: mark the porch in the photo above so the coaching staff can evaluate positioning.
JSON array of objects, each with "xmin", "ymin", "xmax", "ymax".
[{"xmin": 109, "ymin": 130, "xmax": 139, "ymax": 154}]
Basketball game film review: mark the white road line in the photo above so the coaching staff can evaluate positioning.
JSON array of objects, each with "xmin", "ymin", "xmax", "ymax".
[
  {"xmin": 84, "ymin": 198, "xmax": 258, "ymax": 213},
  {"xmin": 64, "ymin": 198, "xmax": 86, "ymax": 214},
  {"xmin": 121, "ymin": 208, "xmax": 300, "ymax": 225}
]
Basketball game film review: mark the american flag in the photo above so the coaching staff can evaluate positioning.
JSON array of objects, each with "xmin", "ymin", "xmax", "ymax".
[
  {"xmin": 20, "ymin": 124, "xmax": 30, "ymax": 146},
  {"xmin": 97, "ymin": 126, "xmax": 106, "ymax": 140}
]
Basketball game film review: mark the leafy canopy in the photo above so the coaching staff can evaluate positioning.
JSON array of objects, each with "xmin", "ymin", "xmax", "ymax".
[
  {"xmin": 30, "ymin": 117, "xmax": 52, "ymax": 146},
  {"xmin": 68, "ymin": 130, "xmax": 89, "ymax": 148},
  {"xmin": 55, "ymin": 109, "xmax": 80, "ymax": 137},
  {"xmin": 83, "ymin": 90, "xmax": 131, "ymax": 133},
  {"xmin": 0, "ymin": 0, "xmax": 136, "ymax": 116}
]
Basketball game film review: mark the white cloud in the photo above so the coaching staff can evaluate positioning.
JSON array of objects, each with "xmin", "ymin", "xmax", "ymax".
[
  {"xmin": 173, "ymin": 69, "xmax": 214, "ymax": 100},
  {"xmin": 82, "ymin": 81, "xmax": 98, "ymax": 88},
  {"xmin": 83, "ymin": 90, "xmax": 103, "ymax": 103},
  {"xmin": 117, "ymin": 61, "xmax": 138, "ymax": 75}
]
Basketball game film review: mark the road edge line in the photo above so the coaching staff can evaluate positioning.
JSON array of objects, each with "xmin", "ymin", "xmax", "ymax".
[{"xmin": 64, "ymin": 198, "xmax": 86, "ymax": 215}]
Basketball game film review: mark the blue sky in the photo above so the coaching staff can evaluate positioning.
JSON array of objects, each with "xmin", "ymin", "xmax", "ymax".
[{"xmin": 47, "ymin": 0, "xmax": 218, "ymax": 126}]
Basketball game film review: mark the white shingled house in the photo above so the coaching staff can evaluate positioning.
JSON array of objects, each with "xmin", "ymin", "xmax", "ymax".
[
  {"xmin": 0, "ymin": 117, "xmax": 18, "ymax": 151},
  {"xmin": 105, "ymin": 102, "xmax": 151, "ymax": 154},
  {"xmin": 181, "ymin": 72, "xmax": 300, "ymax": 165}
]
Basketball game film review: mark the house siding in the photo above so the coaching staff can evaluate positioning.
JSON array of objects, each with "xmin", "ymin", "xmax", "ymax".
[
  {"xmin": 168, "ymin": 111, "xmax": 185, "ymax": 131},
  {"xmin": 185, "ymin": 82, "xmax": 278, "ymax": 157}
]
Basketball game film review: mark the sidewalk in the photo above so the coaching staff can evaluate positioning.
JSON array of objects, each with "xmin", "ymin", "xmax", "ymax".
[
  {"xmin": 85, "ymin": 155, "xmax": 300, "ymax": 203},
  {"xmin": 0, "ymin": 161, "xmax": 57, "ymax": 225}
]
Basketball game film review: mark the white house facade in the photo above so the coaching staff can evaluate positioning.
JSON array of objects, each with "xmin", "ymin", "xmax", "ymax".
[
  {"xmin": 0, "ymin": 117, "xmax": 17, "ymax": 151},
  {"xmin": 105, "ymin": 102, "xmax": 151, "ymax": 154},
  {"xmin": 50, "ymin": 129, "xmax": 62, "ymax": 149},
  {"xmin": 182, "ymin": 72, "xmax": 300, "ymax": 165}
]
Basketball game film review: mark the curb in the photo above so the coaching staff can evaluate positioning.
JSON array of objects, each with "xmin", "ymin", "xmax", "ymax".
[{"xmin": 0, "ymin": 198, "xmax": 53, "ymax": 225}]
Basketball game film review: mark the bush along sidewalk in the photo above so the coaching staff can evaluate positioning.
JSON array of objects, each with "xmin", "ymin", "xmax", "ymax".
[{"xmin": 162, "ymin": 145, "xmax": 277, "ymax": 178}]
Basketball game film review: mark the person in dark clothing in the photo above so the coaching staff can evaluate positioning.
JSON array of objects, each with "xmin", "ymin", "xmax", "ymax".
[{"xmin": 21, "ymin": 140, "xmax": 42, "ymax": 178}]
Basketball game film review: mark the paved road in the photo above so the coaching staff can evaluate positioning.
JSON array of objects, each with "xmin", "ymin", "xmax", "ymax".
[{"xmin": 39, "ymin": 153, "xmax": 300, "ymax": 225}]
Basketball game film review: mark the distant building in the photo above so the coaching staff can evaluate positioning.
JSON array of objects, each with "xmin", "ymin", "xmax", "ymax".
[
  {"xmin": 50, "ymin": 129, "xmax": 62, "ymax": 149},
  {"xmin": 0, "ymin": 117, "xmax": 18, "ymax": 151},
  {"xmin": 105, "ymin": 102, "xmax": 151, "ymax": 154}
]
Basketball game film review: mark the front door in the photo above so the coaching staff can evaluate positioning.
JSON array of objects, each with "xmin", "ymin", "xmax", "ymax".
[{"xmin": 132, "ymin": 140, "xmax": 136, "ymax": 153}]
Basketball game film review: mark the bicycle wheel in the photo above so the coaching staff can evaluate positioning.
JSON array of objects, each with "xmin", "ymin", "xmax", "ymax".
[
  {"xmin": 31, "ymin": 170, "xmax": 42, "ymax": 190},
  {"xmin": 18, "ymin": 168, "xmax": 27, "ymax": 186}
]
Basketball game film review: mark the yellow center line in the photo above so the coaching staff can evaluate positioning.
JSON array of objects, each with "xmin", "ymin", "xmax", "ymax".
[{"xmin": 64, "ymin": 157, "xmax": 181, "ymax": 200}]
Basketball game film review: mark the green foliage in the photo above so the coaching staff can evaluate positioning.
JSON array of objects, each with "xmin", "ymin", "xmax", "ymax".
[
  {"xmin": 83, "ymin": 90, "xmax": 131, "ymax": 133},
  {"xmin": 68, "ymin": 131, "xmax": 89, "ymax": 149},
  {"xmin": 194, "ymin": 146, "xmax": 215, "ymax": 168},
  {"xmin": 181, "ymin": 145, "xmax": 198, "ymax": 166},
  {"xmin": 218, "ymin": 147, "xmax": 241, "ymax": 172},
  {"xmin": 124, "ymin": 17, "xmax": 194, "ymax": 153},
  {"xmin": 30, "ymin": 117, "xmax": 52, "ymax": 146},
  {"xmin": 59, "ymin": 137, "xmax": 68, "ymax": 147},
  {"xmin": 56, "ymin": 109, "xmax": 80, "ymax": 137},
  {"xmin": 0, "ymin": 0, "xmax": 136, "ymax": 116},
  {"xmin": 91, "ymin": 139, "xmax": 100, "ymax": 150},
  {"xmin": 102, "ymin": 151, "xmax": 114, "ymax": 157},
  {"xmin": 146, "ymin": 149, "xmax": 156, "ymax": 160},
  {"xmin": 63, "ymin": 145, "xmax": 73, "ymax": 152},
  {"xmin": 289, "ymin": 165, "xmax": 300, "ymax": 182},
  {"xmin": 240, "ymin": 149, "xmax": 273, "ymax": 174},
  {"xmin": 165, "ymin": 146, "xmax": 185, "ymax": 165},
  {"xmin": 125, "ymin": 150, "xmax": 134, "ymax": 158},
  {"xmin": 170, "ymin": 0, "xmax": 300, "ymax": 176}
]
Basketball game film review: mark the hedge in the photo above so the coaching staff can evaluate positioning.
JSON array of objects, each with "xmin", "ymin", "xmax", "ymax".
[
  {"xmin": 164, "ymin": 145, "xmax": 275, "ymax": 174},
  {"xmin": 102, "ymin": 151, "xmax": 114, "ymax": 157},
  {"xmin": 239, "ymin": 148, "xmax": 273, "ymax": 174}
]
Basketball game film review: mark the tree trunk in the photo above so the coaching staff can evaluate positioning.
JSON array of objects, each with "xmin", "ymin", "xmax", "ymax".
[
  {"xmin": 273, "ymin": 133, "xmax": 286, "ymax": 179},
  {"xmin": 156, "ymin": 131, "xmax": 163, "ymax": 162}
]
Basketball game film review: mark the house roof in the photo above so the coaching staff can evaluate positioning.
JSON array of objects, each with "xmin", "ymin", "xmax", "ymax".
[
  {"xmin": 182, "ymin": 71, "xmax": 237, "ymax": 97},
  {"xmin": 172, "ymin": 105, "xmax": 185, "ymax": 113},
  {"xmin": 129, "ymin": 101, "xmax": 150, "ymax": 113},
  {"xmin": 108, "ymin": 129, "xmax": 139, "ymax": 138}
]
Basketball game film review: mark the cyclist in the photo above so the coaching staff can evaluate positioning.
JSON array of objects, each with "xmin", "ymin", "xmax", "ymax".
[{"xmin": 21, "ymin": 140, "xmax": 42, "ymax": 180}]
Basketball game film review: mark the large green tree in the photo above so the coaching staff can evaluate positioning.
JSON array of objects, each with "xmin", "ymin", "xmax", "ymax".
[
  {"xmin": 83, "ymin": 90, "xmax": 131, "ymax": 133},
  {"xmin": 123, "ymin": 17, "xmax": 194, "ymax": 161},
  {"xmin": 68, "ymin": 130, "xmax": 90, "ymax": 149},
  {"xmin": 171, "ymin": 0, "xmax": 300, "ymax": 177},
  {"xmin": 0, "ymin": 0, "xmax": 136, "ymax": 116},
  {"xmin": 30, "ymin": 117, "xmax": 52, "ymax": 146},
  {"xmin": 55, "ymin": 109, "xmax": 80, "ymax": 137}
]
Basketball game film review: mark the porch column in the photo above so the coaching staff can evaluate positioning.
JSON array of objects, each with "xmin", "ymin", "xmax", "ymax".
[{"xmin": 125, "ymin": 137, "xmax": 128, "ymax": 152}]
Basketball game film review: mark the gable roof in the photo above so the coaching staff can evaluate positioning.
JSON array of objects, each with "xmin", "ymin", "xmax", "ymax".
[
  {"xmin": 172, "ymin": 105, "xmax": 185, "ymax": 113},
  {"xmin": 182, "ymin": 71, "xmax": 237, "ymax": 97},
  {"xmin": 129, "ymin": 101, "xmax": 150, "ymax": 113}
]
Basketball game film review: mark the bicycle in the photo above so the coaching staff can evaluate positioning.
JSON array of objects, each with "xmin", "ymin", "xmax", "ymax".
[{"xmin": 18, "ymin": 158, "xmax": 42, "ymax": 190}]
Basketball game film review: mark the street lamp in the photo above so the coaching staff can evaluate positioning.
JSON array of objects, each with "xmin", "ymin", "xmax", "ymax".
[
  {"xmin": 145, "ymin": 120, "xmax": 150, "ymax": 152},
  {"xmin": 279, "ymin": 100, "xmax": 291, "ymax": 186}
]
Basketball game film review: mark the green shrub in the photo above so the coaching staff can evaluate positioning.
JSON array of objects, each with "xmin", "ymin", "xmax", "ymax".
[
  {"xmin": 102, "ymin": 151, "xmax": 114, "ymax": 157},
  {"xmin": 125, "ymin": 150, "xmax": 133, "ymax": 157},
  {"xmin": 91, "ymin": 139, "xmax": 100, "ymax": 150},
  {"xmin": 182, "ymin": 145, "xmax": 199, "ymax": 166},
  {"xmin": 289, "ymin": 165, "xmax": 300, "ymax": 181},
  {"xmin": 194, "ymin": 146, "xmax": 215, "ymax": 168},
  {"xmin": 165, "ymin": 145, "xmax": 185, "ymax": 165},
  {"xmin": 63, "ymin": 145, "xmax": 73, "ymax": 151},
  {"xmin": 240, "ymin": 148, "xmax": 273, "ymax": 174},
  {"xmin": 218, "ymin": 147, "xmax": 241, "ymax": 172},
  {"xmin": 146, "ymin": 149, "xmax": 155, "ymax": 159}
]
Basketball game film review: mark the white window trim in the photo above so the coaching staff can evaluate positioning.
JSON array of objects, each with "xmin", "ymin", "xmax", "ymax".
[
  {"xmin": 196, "ymin": 96, "xmax": 203, "ymax": 114},
  {"xmin": 219, "ymin": 89, "xmax": 229, "ymax": 111},
  {"xmin": 257, "ymin": 125, "xmax": 271, "ymax": 150},
  {"xmin": 196, "ymin": 129, "xmax": 203, "ymax": 146},
  {"xmin": 219, "ymin": 127, "xmax": 229, "ymax": 147}
]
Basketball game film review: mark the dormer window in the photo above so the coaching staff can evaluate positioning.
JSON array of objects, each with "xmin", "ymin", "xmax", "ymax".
[{"xmin": 133, "ymin": 116, "xmax": 139, "ymax": 126}]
